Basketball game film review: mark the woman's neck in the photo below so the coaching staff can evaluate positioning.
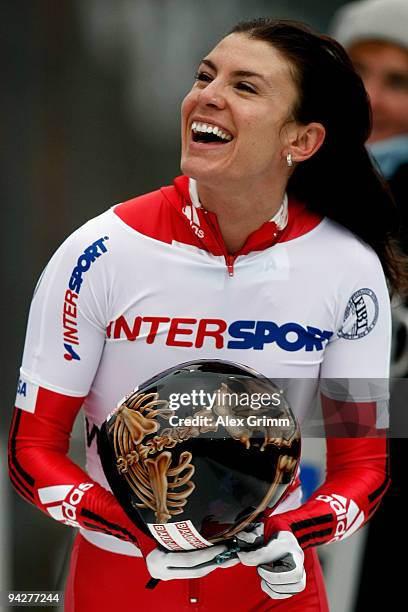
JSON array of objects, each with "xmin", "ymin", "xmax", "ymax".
[{"xmin": 195, "ymin": 179, "xmax": 287, "ymax": 254}]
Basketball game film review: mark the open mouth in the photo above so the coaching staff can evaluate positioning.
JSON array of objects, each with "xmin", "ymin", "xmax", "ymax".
[{"xmin": 191, "ymin": 121, "xmax": 233, "ymax": 144}]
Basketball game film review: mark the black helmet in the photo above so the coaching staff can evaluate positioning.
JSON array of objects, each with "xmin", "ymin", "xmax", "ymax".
[{"xmin": 99, "ymin": 360, "xmax": 300, "ymax": 550}]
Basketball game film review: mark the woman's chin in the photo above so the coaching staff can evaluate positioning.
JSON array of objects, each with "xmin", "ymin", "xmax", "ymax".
[{"xmin": 180, "ymin": 158, "xmax": 220, "ymax": 182}]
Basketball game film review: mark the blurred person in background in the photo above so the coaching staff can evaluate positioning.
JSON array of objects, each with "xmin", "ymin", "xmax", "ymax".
[
  {"xmin": 8, "ymin": 17, "xmax": 406, "ymax": 611},
  {"xmin": 330, "ymin": 0, "xmax": 408, "ymax": 204},
  {"xmin": 330, "ymin": 1, "xmax": 408, "ymax": 607}
]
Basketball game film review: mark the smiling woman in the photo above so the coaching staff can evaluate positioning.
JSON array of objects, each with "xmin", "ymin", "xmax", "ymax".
[
  {"xmin": 8, "ymin": 17, "xmax": 406, "ymax": 612},
  {"xmin": 181, "ymin": 34, "xmax": 305, "ymax": 182},
  {"xmin": 180, "ymin": 32, "xmax": 318, "ymax": 252}
]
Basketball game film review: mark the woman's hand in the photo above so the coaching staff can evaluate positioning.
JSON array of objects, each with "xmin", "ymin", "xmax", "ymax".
[
  {"xmin": 146, "ymin": 545, "xmax": 239, "ymax": 580},
  {"xmin": 236, "ymin": 525, "xmax": 306, "ymax": 600}
]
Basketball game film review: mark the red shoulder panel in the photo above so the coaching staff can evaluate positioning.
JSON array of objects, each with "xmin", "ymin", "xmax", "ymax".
[{"xmin": 113, "ymin": 176, "xmax": 323, "ymax": 258}]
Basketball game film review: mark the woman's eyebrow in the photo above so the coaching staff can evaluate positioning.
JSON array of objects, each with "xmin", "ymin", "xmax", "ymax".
[{"xmin": 200, "ymin": 58, "xmax": 269, "ymax": 84}]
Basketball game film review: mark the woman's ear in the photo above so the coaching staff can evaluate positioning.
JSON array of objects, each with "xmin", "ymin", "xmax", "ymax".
[{"xmin": 287, "ymin": 122, "xmax": 326, "ymax": 164}]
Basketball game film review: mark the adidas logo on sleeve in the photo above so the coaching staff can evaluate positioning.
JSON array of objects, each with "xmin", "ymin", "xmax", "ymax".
[
  {"xmin": 38, "ymin": 483, "xmax": 94, "ymax": 527},
  {"xmin": 316, "ymin": 493, "xmax": 365, "ymax": 542}
]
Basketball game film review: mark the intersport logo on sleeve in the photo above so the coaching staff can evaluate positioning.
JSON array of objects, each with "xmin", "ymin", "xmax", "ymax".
[
  {"xmin": 106, "ymin": 315, "xmax": 333, "ymax": 352},
  {"xmin": 63, "ymin": 237, "xmax": 109, "ymax": 362}
]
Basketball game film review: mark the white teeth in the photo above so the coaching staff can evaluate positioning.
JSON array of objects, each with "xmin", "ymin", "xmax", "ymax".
[{"xmin": 191, "ymin": 121, "xmax": 233, "ymax": 141}]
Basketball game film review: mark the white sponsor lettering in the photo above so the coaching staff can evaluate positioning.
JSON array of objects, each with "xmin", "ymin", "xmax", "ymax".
[
  {"xmin": 38, "ymin": 482, "xmax": 94, "ymax": 527},
  {"xmin": 182, "ymin": 204, "xmax": 205, "ymax": 238},
  {"xmin": 316, "ymin": 493, "xmax": 365, "ymax": 542}
]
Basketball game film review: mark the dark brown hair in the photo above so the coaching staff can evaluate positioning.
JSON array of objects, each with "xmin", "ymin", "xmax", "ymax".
[{"xmin": 230, "ymin": 18, "xmax": 408, "ymax": 295}]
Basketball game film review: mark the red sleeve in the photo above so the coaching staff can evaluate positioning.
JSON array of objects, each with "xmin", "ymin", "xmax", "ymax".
[
  {"xmin": 264, "ymin": 398, "xmax": 390, "ymax": 549},
  {"xmin": 8, "ymin": 387, "xmax": 156, "ymax": 557}
]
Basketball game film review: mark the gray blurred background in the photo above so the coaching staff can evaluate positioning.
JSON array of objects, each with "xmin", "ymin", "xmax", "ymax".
[{"xmin": 1, "ymin": 1, "xmax": 395, "ymax": 610}]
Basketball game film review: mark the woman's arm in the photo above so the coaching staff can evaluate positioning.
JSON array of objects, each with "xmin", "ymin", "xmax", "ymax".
[
  {"xmin": 8, "ymin": 218, "xmax": 156, "ymax": 557},
  {"xmin": 264, "ymin": 431, "xmax": 389, "ymax": 547},
  {"xmin": 265, "ymin": 243, "xmax": 392, "ymax": 546},
  {"xmin": 8, "ymin": 387, "xmax": 155, "ymax": 556}
]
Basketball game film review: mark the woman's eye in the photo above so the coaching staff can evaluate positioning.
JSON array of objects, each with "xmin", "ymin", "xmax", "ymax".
[
  {"xmin": 387, "ymin": 73, "xmax": 408, "ymax": 91},
  {"xmin": 194, "ymin": 71, "xmax": 212, "ymax": 83},
  {"xmin": 236, "ymin": 82, "xmax": 256, "ymax": 93}
]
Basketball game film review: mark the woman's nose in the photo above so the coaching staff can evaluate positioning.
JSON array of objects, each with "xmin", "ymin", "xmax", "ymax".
[
  {"xmin": 363, "ymin": 76, "xmax": 386, "ymax": 114},
  {"xmin": 197, "ymin": 79, "xmax": 226, "ymax": 109}
]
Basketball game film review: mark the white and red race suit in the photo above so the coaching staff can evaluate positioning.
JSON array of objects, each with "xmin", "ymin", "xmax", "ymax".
[{"xmin": 9, "ymin": 175, "xmax": 390, "ymax": 611}]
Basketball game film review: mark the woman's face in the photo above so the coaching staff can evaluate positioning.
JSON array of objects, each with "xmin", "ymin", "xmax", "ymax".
[
  {"xmin": 181, "ymin": 33, "xmax": 299, "ymax": 187},
  {"xmin": 348, "ymin": 40, "xmax": 408, "ymax": 143}
]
